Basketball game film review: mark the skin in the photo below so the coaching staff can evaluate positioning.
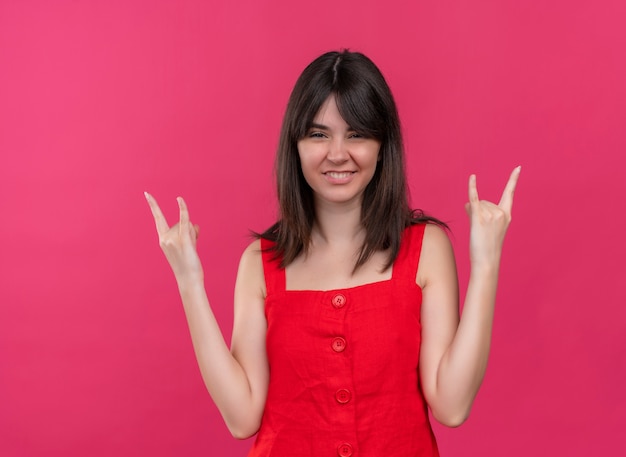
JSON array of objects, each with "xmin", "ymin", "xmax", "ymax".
[{"xmin": 145, "ymin": 95, "xmax": 521, "ymax": 436}]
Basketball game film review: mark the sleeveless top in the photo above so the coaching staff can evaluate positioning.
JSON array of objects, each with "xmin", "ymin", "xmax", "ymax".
[{"xmin": 248, "ymin": 224, "xmax": 440, "ymax": 457}]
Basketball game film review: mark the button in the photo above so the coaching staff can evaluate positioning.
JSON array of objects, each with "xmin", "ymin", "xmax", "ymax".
[
  {"xmin": 337, "ymin": 443, "xmax": 353, "ymax": 457},
  {"xmin": 335, "ymin": 389, "xmax": 351, "ymax": 404},
  {"xmin": 331, "ymin": 337, "xmax": 346, "ymax": 352},
  {"xmin": 331, "ymin": 293, "xmax": 346, "ymax": 308}
]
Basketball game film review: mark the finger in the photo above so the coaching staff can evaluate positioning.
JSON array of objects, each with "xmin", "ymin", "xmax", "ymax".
[
  {"xmin": 189, "ymin": 223, "xmax": 200, "ymax": 242},
  {"xmin": 468, "ymin": 174, "xmax": 479, "ymax": 206},
  {"xmin": 194, "ymin": 224, "xmax": 200, "ymax": 239},
  {"xmin": 177, "ymin": 196, "xmax": 190, "ymax": 228},
  {"xmin": 144, "ymin": 192, "xmax": 170, "ymax": 235},
  {"xmin": 498, "ymin": 166, "xmax": 521, "ymax": 212}
]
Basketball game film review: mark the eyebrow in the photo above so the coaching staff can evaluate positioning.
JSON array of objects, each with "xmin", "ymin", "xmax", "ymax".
[{"xmin": 308, "ymin": 123, "xmax": 355, "ymax": 131}]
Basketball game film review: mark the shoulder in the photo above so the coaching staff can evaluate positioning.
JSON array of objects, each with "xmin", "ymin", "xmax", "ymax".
[
  {"xmin": 404, "ymin": 222, "xmax": 450, "ymax": 257},
  {"xmin": 422, "ymin": 223, "xmax": 451, "ymax": 249},
  {"xmin": 236, "ymin": 239, "xmax": 266, "ymax": 299},
  {"xmin": 241, "ymin": 238, "xmax": 263, "ymax": 260},
  {"xmin": 416, "ymin": 223, "xmax": 456, "ymax": 289}
]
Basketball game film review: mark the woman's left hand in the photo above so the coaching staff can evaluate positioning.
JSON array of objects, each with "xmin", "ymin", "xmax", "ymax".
[{"xmin": 465, "ymin": 166, "xmax": 521, "ymax": 268}]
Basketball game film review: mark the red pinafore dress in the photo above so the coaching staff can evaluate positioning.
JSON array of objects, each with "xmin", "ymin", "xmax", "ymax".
[{"xmin": 248, "ymin": 224, "xmax": 440, "ymax": 457}]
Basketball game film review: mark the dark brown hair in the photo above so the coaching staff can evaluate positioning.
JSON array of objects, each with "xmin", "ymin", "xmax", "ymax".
[{"xmin": 259, "ymin": 50, "xmax": 446, "ymax": 271}]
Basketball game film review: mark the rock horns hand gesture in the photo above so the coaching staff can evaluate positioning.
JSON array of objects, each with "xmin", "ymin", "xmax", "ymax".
[
  {"xmin": 465, "ymin": 166, "xmax": 521, "ymax": 268},
  {"xmin": 145, "ymin": 192, "xmax": 203, "ymax": 282}
]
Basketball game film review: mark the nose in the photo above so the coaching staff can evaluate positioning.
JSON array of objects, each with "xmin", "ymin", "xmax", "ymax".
[{"xmin": 327, "ymin": 137, "xmax": 349, "ymax": 163}]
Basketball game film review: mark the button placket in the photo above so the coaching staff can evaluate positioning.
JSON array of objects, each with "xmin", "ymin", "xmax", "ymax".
[{"xmin": 327, "ymin": 292, "xmax": 354, "ymax": 456}]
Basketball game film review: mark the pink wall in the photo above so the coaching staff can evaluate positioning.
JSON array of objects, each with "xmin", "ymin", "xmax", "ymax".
[{"xmin": 1, "ymin": 1, "xmax": 625, "ymax": 455}]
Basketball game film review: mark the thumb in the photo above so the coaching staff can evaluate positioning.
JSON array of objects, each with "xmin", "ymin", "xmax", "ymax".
[{"xmin": 465, "ymin": 202, "xmax": 471, "ymax": 217}]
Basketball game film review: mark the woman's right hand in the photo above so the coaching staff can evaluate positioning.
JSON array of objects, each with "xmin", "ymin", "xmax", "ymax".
[{"xmin": 145, "ymin": 192, "xmax": 203, "ymax": 283}]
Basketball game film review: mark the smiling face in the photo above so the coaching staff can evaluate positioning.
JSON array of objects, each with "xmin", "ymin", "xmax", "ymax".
[{"xmin": 297, "ymin": 95, "xmax": 381, "ymax": 209}]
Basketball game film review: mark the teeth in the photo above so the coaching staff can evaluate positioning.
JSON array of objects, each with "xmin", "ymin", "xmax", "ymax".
[{"xmin": 327, "ymin": 172, "xmax": 353, "ymax": 178}]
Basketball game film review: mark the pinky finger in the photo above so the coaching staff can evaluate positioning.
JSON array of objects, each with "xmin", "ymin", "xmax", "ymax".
[
  {"xmin": 468, "ymin": 174, "xmax": 480, "ymax": 205},
  {"xmin": 177, "ymin": 196, "xmax": 190, "ymax": 226}
]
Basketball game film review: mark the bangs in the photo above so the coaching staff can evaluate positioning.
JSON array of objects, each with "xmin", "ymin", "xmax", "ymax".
[
  {"xmin": 293, "ymin": 86, "xmax": 387, "ymax": 142},
  {"xmin": 335, "ymin": 87, "xmax": 386, "ymax": 141},
  {"xmin": 291, "ymin": 85, "xmax": 333, "ymax": 141}
]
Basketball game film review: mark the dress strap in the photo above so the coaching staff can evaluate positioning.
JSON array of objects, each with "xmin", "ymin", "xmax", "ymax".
[
  {"xmin": 260, "ymin": 237, "xmax": 286, "ymax": 295},
  {"xmin": 391, "ymin": 223, "xmax": 426, "ymax": 282}
]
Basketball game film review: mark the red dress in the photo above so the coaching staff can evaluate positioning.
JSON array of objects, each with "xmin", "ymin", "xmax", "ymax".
[{"xmin": 248, "ymin": 224, "xmax": 440, "ymax": 457}]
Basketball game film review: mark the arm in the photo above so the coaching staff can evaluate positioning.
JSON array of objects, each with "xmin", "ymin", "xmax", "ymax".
[
  {"xmin": 145, "ymin": 193, "xmax": 269, "ymax": 439},
  {"xmin": 417, "ymin": 167, "xmax": 521, "ymax": 427}
]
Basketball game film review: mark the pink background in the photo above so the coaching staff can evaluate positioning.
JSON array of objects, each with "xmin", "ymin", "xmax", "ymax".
[{"xmin": 1, "ymin": 1, "xmax": 625, "ymax": 455}]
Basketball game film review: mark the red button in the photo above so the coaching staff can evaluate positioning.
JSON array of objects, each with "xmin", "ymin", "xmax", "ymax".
[
  {"xmin": 331, "ymin": 293, "xmax": 346, "ymax": 308},
  {"xmin": 337, "ymin": 443, "xmax": 353, "ymax": 457},
  {"xmin": 331, "ymin": 337, "xmax": 346, "ymax": 352},
  {"xmin": 335, "ymin": 389, "xmax": 351, "ymax": 404}
]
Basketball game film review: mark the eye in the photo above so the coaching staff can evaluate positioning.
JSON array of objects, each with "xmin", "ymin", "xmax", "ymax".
[
  {"xmin": 308, "ymin": 131, "xmax": 326, "ymax": 138},
  {"xmin": 348, "ymin": 132, "xmax": 365, "ymax": 139}
]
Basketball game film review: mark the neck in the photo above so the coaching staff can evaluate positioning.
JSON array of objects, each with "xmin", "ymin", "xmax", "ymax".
[{"xmin": 311, "ymin": 198, "xmax": 364, "ymax": 247}]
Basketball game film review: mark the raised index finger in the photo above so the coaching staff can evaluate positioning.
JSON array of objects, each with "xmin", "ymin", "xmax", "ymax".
[
  {"xmin": 498, "ymin": 166, "xmax": 521, "ymax": 212},
  {"xmin": 144, "ymin": 192, "xmax": 170, "ymax": 235}
]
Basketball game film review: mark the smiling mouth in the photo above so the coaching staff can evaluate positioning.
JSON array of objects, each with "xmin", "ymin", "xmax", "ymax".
[{"xmin": 324, "ymin": 171, "xmax": 355, "ymax": 178}]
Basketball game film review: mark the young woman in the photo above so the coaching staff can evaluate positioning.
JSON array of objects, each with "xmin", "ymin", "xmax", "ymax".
[{"xmin": 145, "ymin": 50, "xmax": 520, "ymax": 456}]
